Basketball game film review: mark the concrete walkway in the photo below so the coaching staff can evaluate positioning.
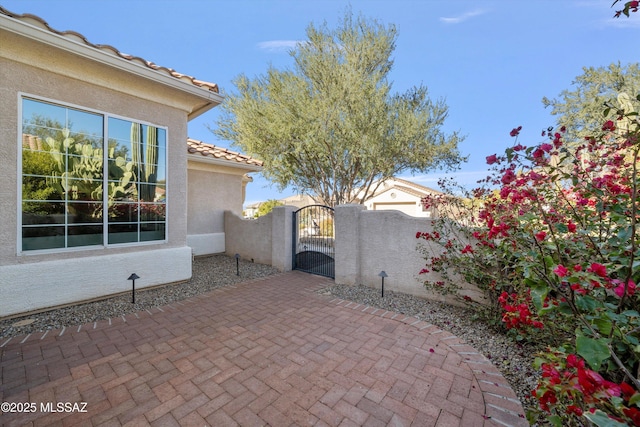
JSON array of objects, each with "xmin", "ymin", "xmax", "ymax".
[{"xmin": 1, "ymin": 271, "xmax": 528, "ymax": 426}]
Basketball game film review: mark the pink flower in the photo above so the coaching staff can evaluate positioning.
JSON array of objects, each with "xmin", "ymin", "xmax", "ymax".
[
  {"xmin": 535, "ymin": 231, "xmax": 546, "ymax": 242},
  {"xmin": 486, "ymin": 154, "xmax": 498, "ymax": 165},
  {"xmin": 553, "ymin": 265, "xmax": 568, "ymax": 277},
  {"xmin": 614, "ymin": 280, "xmax": 636, "ymax": 298},
  {"xmin": 588, "ymin": 263, "xmax": 607, "ymax": 278},
  {"xmin": 540, "ymin": 143, "xmax": 553, "ymax": 153}
]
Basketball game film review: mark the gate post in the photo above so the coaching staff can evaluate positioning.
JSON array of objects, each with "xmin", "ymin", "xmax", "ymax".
[
  {"xmin": 271, "ymin": 205, "xmax": 296, "ymax": 271},
  {"xmin": 334, "ymin": 204, "xmax": 365, "ymax": 285}
]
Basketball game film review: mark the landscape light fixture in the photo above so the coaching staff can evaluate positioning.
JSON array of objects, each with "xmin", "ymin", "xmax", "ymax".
[
  {"xmin": 378, "ymin": 271, "xmax": 388, "ymax": 298},
  {"xmin": 128, "ymin": 273, "xmax": 140, "ymax": 304},
  {"xmin": 235, "ymin": 253, "xmax": 240, "ymax": 276}
]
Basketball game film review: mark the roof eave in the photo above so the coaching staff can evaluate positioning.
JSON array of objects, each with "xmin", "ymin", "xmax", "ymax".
[
  {"xmin": 187, "ymin": 153, "xmax": 263, "ymax": 172},
  {"xmin": 0, "ymin": 13, "xmax": 224, "ymax": 116}
]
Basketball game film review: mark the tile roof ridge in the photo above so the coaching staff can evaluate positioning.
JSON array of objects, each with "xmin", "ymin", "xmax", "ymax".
[
  {"xmin": 186, "ymin": 138, "xmax": 263, "ymax": 167},
  {"xmin": 0, "ymin": 6, "xmax": 218, "ymax": 93}
]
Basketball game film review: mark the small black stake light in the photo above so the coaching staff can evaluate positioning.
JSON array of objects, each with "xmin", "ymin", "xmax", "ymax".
[
  {"xmin": 128, "ymin": 273, "xmax": 140, "ymax": 304},
  {"xmin": 378, "ymin": 271, "xmax": 388, "ymax": 298},
  {"xmin": 235, "ymin": 253, "xmax": 240, "ymax": 276}
]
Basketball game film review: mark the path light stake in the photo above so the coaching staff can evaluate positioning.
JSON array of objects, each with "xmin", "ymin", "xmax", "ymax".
[
  {"xmin": 378, "ymin": 271, "xmax": 388, "ymax": 298},
  {"xmin": 235, "ymin": 253, "xmax": 240, "ymax": 276},
  {"xmin": 128, "ymin": 273, "xmax": 140, "ymax": 304}
]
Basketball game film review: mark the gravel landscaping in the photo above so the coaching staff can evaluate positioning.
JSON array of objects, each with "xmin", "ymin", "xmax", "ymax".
[{"xmin": 0, "ymin": 254, "xmax": 540, "ymax": 416}]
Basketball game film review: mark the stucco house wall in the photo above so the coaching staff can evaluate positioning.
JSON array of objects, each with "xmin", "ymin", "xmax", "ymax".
[
  {"xmin": 0, "ymin": 9, "xmax": 223, "ymax": 317},
  {"xmin": 186, "ymin": 139, "xmax": 262, "ymax": 256}
]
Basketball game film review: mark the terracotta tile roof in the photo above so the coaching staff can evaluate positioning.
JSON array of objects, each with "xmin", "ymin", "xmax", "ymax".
[
  {"xmin": 391, "ymin": 177, "xmax": 442, "ymax": 195},
  {"xmin": 187, "ymin": 138, "xmax": 263, "ymax": 168},
  {"xmin": 0, "ymin": 6, "xmax": 218, "ymax": 93}
]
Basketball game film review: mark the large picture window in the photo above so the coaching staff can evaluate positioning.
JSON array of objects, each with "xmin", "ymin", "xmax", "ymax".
[{"xmin": 20, "ymin": 97, "xmax": 167, "ymax": 252}]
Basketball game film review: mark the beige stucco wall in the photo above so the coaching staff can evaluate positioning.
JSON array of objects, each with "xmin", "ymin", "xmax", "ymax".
[
  {"xmin": 187, "ymin": 160, "xmax": 256, "ymax": 255},
  {"xmin": 335, "ymin": 205, "xmax": 484, "ymax": 305},
  {"xmin": 223, "ymin": 206, "xmax": 295, "ymax": 271},
  {"xmin": 187, "ymin": 163, "xmax": 245, "ymax": 235},
  {"xmin": 0, "ymin": 26, "xmax": 214, "ymax": 316}
]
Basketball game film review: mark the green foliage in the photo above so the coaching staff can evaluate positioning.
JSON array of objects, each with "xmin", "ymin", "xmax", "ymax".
[
  {"xmin": 213, "ymin": 9, "xmax": 464, "ymax": 206},
  {"xmin": 418, "ymin": 96, "xmax": 640, "ymax": 424},
  {"xmin": 255, "ymin": 199, "xmax": 284, "ymax": 217},
  {"xmin": 542, "ymin": 62, "xmax": 640, "ymax": 146}
]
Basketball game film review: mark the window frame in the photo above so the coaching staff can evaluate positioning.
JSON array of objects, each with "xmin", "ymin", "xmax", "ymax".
[{"xmin": 17, "ymin": 93, "xmax": 169, "ymax": 255}]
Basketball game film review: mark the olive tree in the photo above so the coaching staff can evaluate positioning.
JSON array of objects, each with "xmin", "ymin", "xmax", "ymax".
[{"xmin": 213, "ymin": 10, "xmax": 464, "ymax": 206}]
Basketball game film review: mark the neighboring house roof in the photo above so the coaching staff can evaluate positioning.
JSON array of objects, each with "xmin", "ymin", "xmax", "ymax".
[
  {"xmin": 187, "ymin": 138, "xmax": 263, "ymax": 171},
  {"xmin": 369, "ymin": 177, "xmax": 441, "ymax": 199}
]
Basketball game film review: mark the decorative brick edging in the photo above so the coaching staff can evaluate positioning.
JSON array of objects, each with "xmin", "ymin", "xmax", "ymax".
[{"xmin": 329, "ymin": 298, "xmax": 529, "ymax": 427}]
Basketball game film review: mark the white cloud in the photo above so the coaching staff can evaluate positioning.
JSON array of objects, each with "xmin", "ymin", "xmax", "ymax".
[
  {"xmin": 439, "ymin": 9, "xmax": 487, "ymax": 24},
  {"xmin": 257, "ymin": 40, "xmax": 301, "ymax": 52}
]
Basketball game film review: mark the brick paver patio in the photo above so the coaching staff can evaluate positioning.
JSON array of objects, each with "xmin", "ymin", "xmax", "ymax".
[{"xmin": 1, "ymin": 271, "xmax": 528, "ymax": 426}]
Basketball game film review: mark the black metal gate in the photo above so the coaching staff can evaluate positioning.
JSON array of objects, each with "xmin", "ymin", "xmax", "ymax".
[{"xmin": 293, "ymin": 205, "xmax": 335, "ymax": 278}]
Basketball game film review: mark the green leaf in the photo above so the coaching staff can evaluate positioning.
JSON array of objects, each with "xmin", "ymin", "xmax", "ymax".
[
  {"xmin": 584, "ymin": 409, "xmax": 629, "ymax": 426},
  {"xmin": 548, "ymin": 415, "xmax": 563, "ymax": 427},
  {"xmin": 530, "ymin": 283, "xmax": 548, "ymax": 311},
  {"xmin": 630, "ymin": 392, "xmax": 640, "ymax": 406},
  {"xmin": 576, "ymin": 336, "xmax": 610, "ymax": 370},
  {"xmin": 555, "ymin": 223, "xmax": 568, "ymax": 233},
  {"xmin": 592, "ymin": 318, "xmax": 613, "ymax": 336},
  {"xmin": 575, "ymin": 295, "xmax": 598, "ymax": 312}
]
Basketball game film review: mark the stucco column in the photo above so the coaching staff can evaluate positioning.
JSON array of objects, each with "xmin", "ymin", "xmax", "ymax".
[
  {"xmin": 271, "ymin": 205, "xmax": 297, "ymax": 271},
  {"xmin": 334, "ymin": 204, "xmax": 366, "ymax": 285}
]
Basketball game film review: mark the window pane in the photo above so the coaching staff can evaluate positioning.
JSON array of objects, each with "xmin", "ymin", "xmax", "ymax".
[
  {"xmin": 108, "ymin": 223, "xmax": 138, "ymax": 244},
  {"xmin": 68, "ymin": 225, "xmax": 103, "ymax": 247},
  {"xmin": 21, "ymin": 98, "xmax": 104, "ymax": 251},
  {"xmin": 22, "ymin": 201, "xmax": 65, "ymax": 224},
  {"xmin": 140, "ymin": 222, "xmax": 165, "ymax": 242},
  {"xmin": 22, "ymin": 226, "xmax": 65, "ymax": 250},
  {"xmin": 140, "ymin": 203, "xmax": 165, "ymax": 222},
  {"xmin": 68, "ymin": 202, "xmax": 103, "ymax": 223},
  {"xmin": 109, "ymin": 202, "xmax": 137, "ymax": 222}
]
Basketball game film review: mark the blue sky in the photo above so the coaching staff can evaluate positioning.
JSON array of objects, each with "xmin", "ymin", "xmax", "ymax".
[{"xmin": 4, "ymin": 0, "xmax": 639, "ymax": 206}]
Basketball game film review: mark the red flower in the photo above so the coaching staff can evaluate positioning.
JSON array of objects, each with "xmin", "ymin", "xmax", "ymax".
[
  {"xmin": 620, "ymin": 382, "xmax": 636, "ymax": 401},
  {"xmin": 510, "ymin": 126, "xmax": 522, "ymax": 137},
  {"xmin": 501, "ymin": 169, "xmax": 516, "ymax": 185},
  {"xmin": 486, "ymin": 154, "xmax": 498, "ymax": 165},
  {"xmin": 553, "ymin": 265, "xmax": 568, "ymax": 277},
  {"xmin": 602, "ymin": 120, "xmax": 616, "ymax": 131},
  {"xmin": 623, "ymin": 407, "xmax": 640, "ymax": 426},
  {"xmin": 567, "ymin": 221, "xmax": 577, "ymax": 233},
  {"xmin": 588, "ymin": 263, "xmax": 607, "ymax": 278},
  {"xmin": 535, "ymin": 231, "xmax": 546, "ymax": 241},
  {"xmin": 461, "ymin": 244, "xmax": 474, "ymax": 254},
  {"xmin": 567, "ymin": 405, "xmax": 583, "ymax": 416}
]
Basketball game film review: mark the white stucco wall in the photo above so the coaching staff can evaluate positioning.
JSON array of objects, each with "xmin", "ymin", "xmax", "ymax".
[{"xmin": 0, "ymin": 247, "xmax": 192, "ymax": 317}]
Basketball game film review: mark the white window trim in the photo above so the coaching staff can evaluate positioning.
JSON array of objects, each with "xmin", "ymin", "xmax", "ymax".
[{"xmin": 17, "ymin": 92, "xmax": 169, "ymax": 255}]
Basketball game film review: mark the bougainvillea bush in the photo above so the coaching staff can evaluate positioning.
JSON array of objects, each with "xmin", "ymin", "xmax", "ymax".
[{"xmin": 417, "ymin": 97, "xmax": 640, "ymax": 425}]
